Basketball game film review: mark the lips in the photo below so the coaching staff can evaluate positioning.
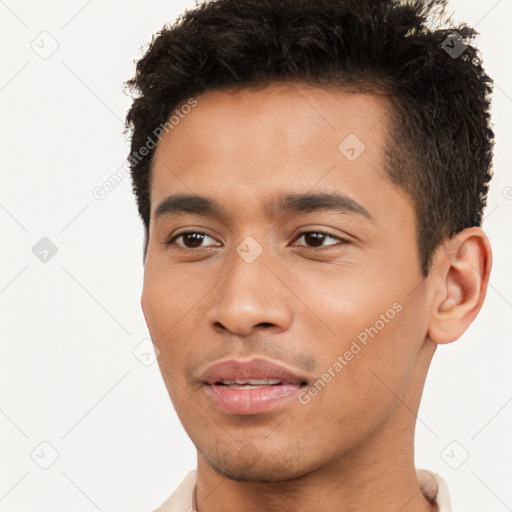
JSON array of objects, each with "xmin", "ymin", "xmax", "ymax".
[{"xmin": 200, "ymin": 358, "xmax": 308, "ymax": 415}]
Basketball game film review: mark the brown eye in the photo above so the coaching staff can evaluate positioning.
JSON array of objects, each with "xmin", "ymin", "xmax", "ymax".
[
  {"xmin": 293, "ymin": 231, "xmax": 345, "ymax": 248},
  {"xmin": 166, "ymin": 231, "xmax": 219, "ymax": 248}
]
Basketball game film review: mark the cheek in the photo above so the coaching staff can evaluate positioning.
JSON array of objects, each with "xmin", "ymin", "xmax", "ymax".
[
  {"xmin": 142, "ymin": 256, "xmax": 208, "ymax": 337},
  {"xmin": 288, "ymin": 310, "xmax": 423, "ymax": 455},
  {"xmin": 141, "ymin": 263, "xmax": 199, "ymax": 380},
  {"xmin": 294, "ymin": 264, "xmax": 428, "ymax": 419}
]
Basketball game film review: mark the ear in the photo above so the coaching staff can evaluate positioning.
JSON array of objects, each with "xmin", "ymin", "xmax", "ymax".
[{"xmin": 427, "ymin": 227, "xmax": 492, "ymax": 345}]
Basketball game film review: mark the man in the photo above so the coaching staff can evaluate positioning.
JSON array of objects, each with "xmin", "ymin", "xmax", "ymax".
[{"xmin": 124, "ymin": 0, "xmax": 494, "ymax": 510}]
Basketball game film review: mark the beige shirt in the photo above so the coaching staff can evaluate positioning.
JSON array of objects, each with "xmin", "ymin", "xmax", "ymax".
[{"xmin": 153, "ymin": 468, "xmax": 452, "ymax": 511}]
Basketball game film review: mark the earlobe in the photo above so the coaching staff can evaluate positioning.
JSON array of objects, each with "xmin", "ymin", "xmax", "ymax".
[{"xmin": 428, "ymin": 227, "xmax": 492, "ymax": 345}]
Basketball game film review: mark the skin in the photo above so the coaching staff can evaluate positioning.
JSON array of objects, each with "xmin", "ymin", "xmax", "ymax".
[{"xmin": 141, "ymin": 82, "xmax": 492, "ymax": 511}]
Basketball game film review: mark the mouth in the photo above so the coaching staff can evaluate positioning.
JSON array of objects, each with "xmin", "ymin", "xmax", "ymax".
[
  {"xmin": 216, "ymin": 378, "xmax": 289, "ymax": 389},
  {"xmin": 200, "ymin": 358, "xmax": 309, "ymax": 415}
]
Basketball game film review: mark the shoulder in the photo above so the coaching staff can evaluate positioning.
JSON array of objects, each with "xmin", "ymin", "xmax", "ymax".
[
  {"xmin": 416, "ymin": 468, "xmax": 452, "ymax": 512},
  {"xmin": 152, "ymin": 470, "xmax": 196, "ymax": 512},
  {"xmin": 151, "ymin": 470, "xmax": 197, "ymax": 512}
]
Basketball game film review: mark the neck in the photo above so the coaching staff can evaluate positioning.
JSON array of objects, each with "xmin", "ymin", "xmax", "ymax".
[{"xmin": 195, "ymin": 340, "xmax": 437, "ymax": 512}]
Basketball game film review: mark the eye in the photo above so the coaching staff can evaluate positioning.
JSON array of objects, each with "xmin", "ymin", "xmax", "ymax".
[
  {"xmin": 165, "ymin": 229, "xmax": 347, "ymax": 250},
  {"xmin": 292, "ymin": 230, "xmax": 346, "ymax": 248},
  {"xmin": 165, "ymin": 231, "xmax": 221, "ymax": 249}
]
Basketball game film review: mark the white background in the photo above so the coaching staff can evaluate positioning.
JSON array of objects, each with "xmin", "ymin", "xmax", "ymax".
[{"xmin": 1, "ymin": 0, "xmax": 511, "ymax": 510}]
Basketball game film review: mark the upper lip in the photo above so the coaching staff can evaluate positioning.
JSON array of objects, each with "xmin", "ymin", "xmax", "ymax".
[{"xmin": 200, "ymin": 358, "xmax": 308, "ymax": 385}]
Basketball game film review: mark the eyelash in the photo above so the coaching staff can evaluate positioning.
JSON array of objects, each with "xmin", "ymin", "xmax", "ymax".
[{"xmin": 165, "ymin": 230, "xmax": 348, "ymax": 250}]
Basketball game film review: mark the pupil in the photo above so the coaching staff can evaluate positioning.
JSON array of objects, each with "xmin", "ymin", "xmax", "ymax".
[
  {"xmin": 184, "ymin": 233, "xmax": 204, "ymax": 247},
  {"xmin": 305, "ymin": 233, "xmax": 325, "ymax": 247}
]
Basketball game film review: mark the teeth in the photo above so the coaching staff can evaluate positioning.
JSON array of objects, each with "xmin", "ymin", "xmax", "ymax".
[{"xmin": 220, "ymin": 379, "xmax": 281, "ymax": 387}]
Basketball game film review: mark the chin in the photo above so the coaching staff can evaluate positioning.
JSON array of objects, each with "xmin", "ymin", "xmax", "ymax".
[{"xmin": 202, "ymin": 447, "xmax": 316, "ymax": 483}]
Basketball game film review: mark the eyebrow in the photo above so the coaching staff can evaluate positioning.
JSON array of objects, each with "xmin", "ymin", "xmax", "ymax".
[{"xmin": 154, "ymin": 192, "xmax": 374, "ymax": 222}]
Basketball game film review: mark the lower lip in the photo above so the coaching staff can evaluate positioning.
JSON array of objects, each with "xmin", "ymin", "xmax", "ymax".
[{"xmin": 204, "ymin": 383, "xmax": 302, "ymax": 415}]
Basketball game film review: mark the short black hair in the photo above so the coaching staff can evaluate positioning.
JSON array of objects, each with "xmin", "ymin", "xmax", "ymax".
[{"xmin": 124, "ymin": 0, "xmax": 494, "ymax": 275}]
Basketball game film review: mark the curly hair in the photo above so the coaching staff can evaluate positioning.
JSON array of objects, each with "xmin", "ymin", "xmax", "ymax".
[{"xmin": 124, "ymin": 0, "xmax": 494, "ymax": 275}]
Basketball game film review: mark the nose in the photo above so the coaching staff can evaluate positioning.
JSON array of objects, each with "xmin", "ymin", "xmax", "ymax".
[{"xmin": 207, "ymin": 248, "xmax": 293, "ymax": 337}]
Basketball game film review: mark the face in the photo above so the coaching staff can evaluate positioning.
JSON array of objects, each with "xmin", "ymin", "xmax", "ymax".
[{"xmin": 142, "ymin": 83, "xmax": 435, "ymax": 481}]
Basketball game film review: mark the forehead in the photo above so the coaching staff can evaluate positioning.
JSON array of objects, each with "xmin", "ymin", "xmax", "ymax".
[{"xmin": 149, "ymin": 83, "xmax": 408, "ymax": 224}]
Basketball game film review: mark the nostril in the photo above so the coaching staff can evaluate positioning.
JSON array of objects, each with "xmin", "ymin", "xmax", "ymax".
[{"xmin": 213, "ymin": 322, "xmax": 227, "ymax": 331}]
